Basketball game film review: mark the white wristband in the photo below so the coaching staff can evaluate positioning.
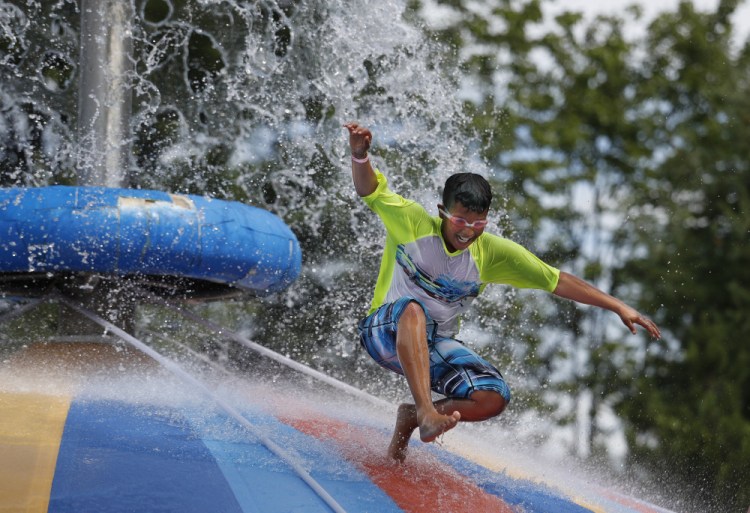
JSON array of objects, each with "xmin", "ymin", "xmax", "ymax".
[{"xmin": 351, "ymin": 154, "xmax": 369, "ymax": 164}]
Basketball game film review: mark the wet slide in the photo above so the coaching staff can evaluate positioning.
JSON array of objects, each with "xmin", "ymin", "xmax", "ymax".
[{"xmin": 0, "ymin": 336, "xmax": 678, "ymax": 513}]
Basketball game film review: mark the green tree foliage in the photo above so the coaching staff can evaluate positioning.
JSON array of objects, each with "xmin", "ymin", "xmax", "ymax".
[
  {"xmin": 614, "ymin": 2, "xmax": 750, "ymax": 510},
  {"xmin": 409, "ymin": 0, "xmax": 653, "ymax": 461},
  {"xmin": 411, "ymin": 0, "xmax": 749, "ymax": 510}
]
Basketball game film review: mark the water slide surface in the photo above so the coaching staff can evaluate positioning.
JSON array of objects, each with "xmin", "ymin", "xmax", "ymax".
[{"xmin": 0, "ymin": 341, "xmax": 679, "ymax": 513}]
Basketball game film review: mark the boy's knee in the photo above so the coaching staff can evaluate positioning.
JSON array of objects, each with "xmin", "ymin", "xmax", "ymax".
[
  {"xmin": 472, "ymin": 390, "xmax": 507, "ymax": 419},
  {"xmin": 399, "ymin": 301, "xmax": 426, "ymax": 327}
]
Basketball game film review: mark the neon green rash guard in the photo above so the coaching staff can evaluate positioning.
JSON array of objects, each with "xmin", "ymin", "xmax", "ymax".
[{"xmin": 362, "ymin": 170, "xmax": 561, "ymax": 337}]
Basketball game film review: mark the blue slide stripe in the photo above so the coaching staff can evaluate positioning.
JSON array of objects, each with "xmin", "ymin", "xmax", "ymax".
[
  {"xmin": 49, "ymin": 400, "xmax": 243, "ymax": 513},
  {"xmin": 195, "ymin": 409, "xmax": 335, "ymax": 513},
  {"xmin": 197, "ymin": 409, "xmax": 404, "ymax": 513},
  {"xmin": 49, "ymin": 398, "xmax": 403, "ymax": 513},
  {"xmin": 430, "ymin": 447, "xmax": 594, "ymax": 513}
]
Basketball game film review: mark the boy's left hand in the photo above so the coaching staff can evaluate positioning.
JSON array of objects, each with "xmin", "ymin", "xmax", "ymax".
[{"xmin": 619, "ymin": 306, "xmax": 661, "ymax": 339}]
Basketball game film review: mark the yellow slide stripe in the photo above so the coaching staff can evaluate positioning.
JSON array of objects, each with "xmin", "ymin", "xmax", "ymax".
[{"xmin": 0, "ymin": 391, "xmax": 71, "ymax": 513}]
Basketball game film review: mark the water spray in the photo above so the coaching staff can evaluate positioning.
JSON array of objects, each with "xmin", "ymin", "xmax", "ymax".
[{"xmin": 59, "ymin": 295, "xmax": 349, "ymax": 513}]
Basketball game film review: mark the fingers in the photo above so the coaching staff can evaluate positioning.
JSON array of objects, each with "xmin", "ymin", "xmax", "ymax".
[
  {"xmin": 623, "ymin": 313, "xmax": 661, "ymax": 339},
  {"xmin": 635, "ymin": 316, "xmax": 661, "ymax": 339},
  {"xmin": 344, "ymin": 122, "xmax": 371, "ymax": 140},
  {"xmin": 344, "ymin": 122, "xmax": 372, "ymax": 154},
  {"xmin": 343, "ymin": 122, "xmax": 356, "ymax": 133},
  {"xmin": 646, "ymin": 319, "xmax": 661, "ymax": 339}
]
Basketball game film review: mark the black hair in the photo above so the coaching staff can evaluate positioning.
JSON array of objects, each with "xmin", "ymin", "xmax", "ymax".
[{"xmin": 442, "ymin": 173, "xmax": 492, "ymax": 212}]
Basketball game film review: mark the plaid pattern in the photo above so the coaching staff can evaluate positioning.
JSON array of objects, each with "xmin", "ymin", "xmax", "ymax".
[{"xmin": 358, "ymin": 297, "xmax": 511, "ymax": 401}]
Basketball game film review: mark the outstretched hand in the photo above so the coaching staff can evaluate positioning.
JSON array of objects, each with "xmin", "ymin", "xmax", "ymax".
[
  {"xmin": 344, "ymin": 122, "xmax": 372, "ymax": 158},
  {"xmin": 553, "ymin": 271, "xmax": 661, "ymax": 340},
  {"xmin": 619, "ymin": 306, "xmax": 661, "ymax": 339}
]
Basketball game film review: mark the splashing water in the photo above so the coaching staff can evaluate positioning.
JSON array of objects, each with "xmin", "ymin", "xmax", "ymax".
[
  {"xmin": 1, "ymin": 0, "xmax": 478, "ymax": 201},
  {"xmin": 1, "ymin": 0, "xmax": 495, "ymax": 417},
  {"xmin": 0, "ymin": 0, "xmax": 596, "ymax": 462},
  {"xmin": 1, "ymin": 3, "xmax": 686, "ymax": 510}
]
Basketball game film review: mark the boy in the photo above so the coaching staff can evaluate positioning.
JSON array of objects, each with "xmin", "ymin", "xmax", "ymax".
[{"xmin": 344, "ymin": 122, "xmax": 661, "ymax": 461}]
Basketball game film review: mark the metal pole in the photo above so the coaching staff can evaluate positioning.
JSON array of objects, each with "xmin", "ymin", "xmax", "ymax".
[
  {"xmin": 60, "ymin": 297, "xmax": 349, "ymax": 513},
  {"xmin": 152, "ymin": 295, "xmax": 394, "ymax": 410},
  {"xmin": 62, "ymin": 0, "xmax": 136, "ymax": 335},
  {"xmin": 0, "ymin": 297, "xmax": 48, "ymax": 326},
  {"xmin": 77, "ymin": 0, "xmax": 133, "ymax": 187}
]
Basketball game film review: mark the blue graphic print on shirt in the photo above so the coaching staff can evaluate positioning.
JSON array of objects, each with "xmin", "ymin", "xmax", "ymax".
[{"xmin": 396, "ymin": 244, "xmax": 481, "ymax": 304}]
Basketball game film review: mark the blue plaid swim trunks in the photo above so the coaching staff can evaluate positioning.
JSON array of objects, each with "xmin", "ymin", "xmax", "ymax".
[{"xmin": 357, "ymin": 297, "xmax": 511, "ymax": 402}]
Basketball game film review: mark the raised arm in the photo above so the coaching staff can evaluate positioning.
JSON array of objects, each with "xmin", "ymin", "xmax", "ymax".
[
  {"xmin": 344, "ymin": 122, "xmax": 378, "ymax": 197},
  {"xmin": 553, "ymin": 271, "xmax": 661, "ymax": 339}
]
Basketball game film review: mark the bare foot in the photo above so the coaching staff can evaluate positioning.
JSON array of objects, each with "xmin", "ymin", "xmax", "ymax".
[
  {"xmin": 388, "ymin": 404, "xmax": 418, "ymax": 462},
  {"xmin": 417, "ymin": 409, "xmax": 460, "ymax": 443},
  {"xmin": 387, "ymin": 404, "xmax": 461, "ymax": 462}
]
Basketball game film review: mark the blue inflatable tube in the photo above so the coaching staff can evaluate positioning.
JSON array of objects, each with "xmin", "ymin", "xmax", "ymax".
[{"xmin": 0, "ymin": 186, "xmax": 302, "ymax": 294}]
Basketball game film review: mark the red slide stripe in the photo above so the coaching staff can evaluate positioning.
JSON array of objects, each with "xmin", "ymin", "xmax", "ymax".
[{"xmin": 284, "ymin": 415, "xmax": 516, "ymax": 513}]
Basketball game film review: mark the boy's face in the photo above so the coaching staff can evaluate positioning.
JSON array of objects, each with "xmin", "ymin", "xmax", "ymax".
[{"xmin": 438, "ymin": 202, "xmax": 489, "ymax": 253}]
